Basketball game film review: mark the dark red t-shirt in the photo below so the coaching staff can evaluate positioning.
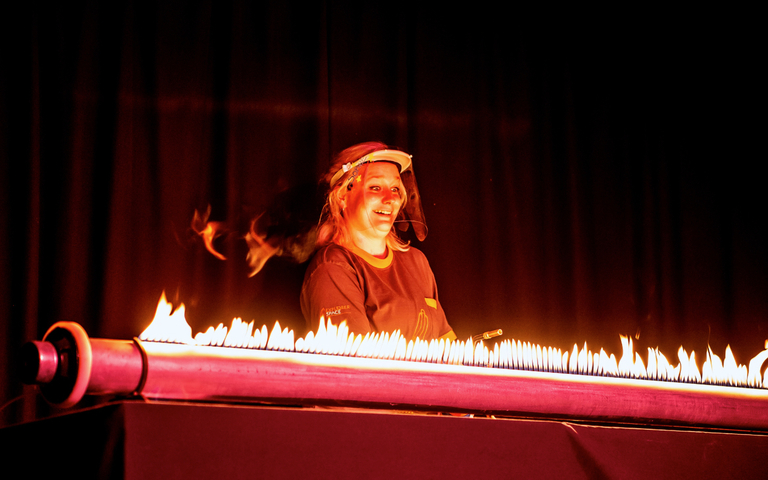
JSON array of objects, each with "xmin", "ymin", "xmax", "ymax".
[{"xmin": 301, "ymin": 243, "xmax": 454, "ymax": 341}]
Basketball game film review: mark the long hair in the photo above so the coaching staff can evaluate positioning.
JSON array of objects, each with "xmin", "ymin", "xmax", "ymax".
[{"xmin": 316, "ymin": 142, "xmax": 410, "ymax": 252}]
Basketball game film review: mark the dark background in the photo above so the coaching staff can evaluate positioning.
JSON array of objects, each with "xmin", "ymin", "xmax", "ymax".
[{"xmin": 2, "ymin": 3, "xmax": 765, "ymax": 425}]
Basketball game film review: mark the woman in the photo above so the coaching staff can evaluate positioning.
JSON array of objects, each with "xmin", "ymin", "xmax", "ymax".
[{"xmin": 301, "ymin": 142, "xmax": 457, "ymax": 342}]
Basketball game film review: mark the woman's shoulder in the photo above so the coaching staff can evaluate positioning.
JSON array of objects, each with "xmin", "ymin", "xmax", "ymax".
[
  {"xmin": 395, "ymin": 245, "xmax": 427, "ymax": 261},
  {"xmin": 313, "ymin": 243, "xmax": 354, "ymax": 263},
  {"xmin": 307, "ymin": 243, "xmax": 360, "ymax": 273},
  {"xmin": 392, "ymin": 245, "xmax": 433, "ymax": 271}
]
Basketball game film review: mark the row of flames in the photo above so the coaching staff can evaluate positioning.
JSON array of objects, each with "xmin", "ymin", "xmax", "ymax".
[{"xmin": 140, "ymin": 293, "xmax": 768, "ymax": 388}]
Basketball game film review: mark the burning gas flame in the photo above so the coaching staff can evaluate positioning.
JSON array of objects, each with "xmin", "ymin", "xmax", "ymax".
[
  {"xmin": 191, "ymin": 206, "xmax": 227, "ymax": 260},
  {"xmin": 191, "ymin": 207, "xmax": 283, "ymax": 276},
  {"xmin": 139, "ymin": 293, "xmax": 768, "ymax": 388},
  {"xmin": 139, "ymin": 292, "xmax": 195, "ymax": 344},
  {"xmin": 244, "ymin": 215, "xmax": 282, "ymax": 277}
]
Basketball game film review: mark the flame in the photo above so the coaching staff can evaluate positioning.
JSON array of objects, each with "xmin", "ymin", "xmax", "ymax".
[
  {"xmin": 244, "ymin": 215, "xmax": 282, "ymax": 277},
  {"xmin": 139, "ymin": 292, "xmax": 195, "ymax": 344},
  {"xmin": 191, "ymin": 206, "xmax": 227, "ymax": 260},
  {"xmin": 139, "ymin": 294, "xmax": 768, "ymax": 389}
]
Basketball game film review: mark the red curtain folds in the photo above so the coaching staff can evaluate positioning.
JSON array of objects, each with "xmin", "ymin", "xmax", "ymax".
[{"xmin": 2, "ymin": 3, "xmax": 766, "ymax": 425}]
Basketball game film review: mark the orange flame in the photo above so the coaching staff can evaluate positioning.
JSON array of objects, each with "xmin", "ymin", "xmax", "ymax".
[
  {"xmin": 191, "ymin": 206, "xmax": 227, "ymax": 260},
  {"xmin": 244, "ymin": 215, "xmax": 282, "ymax": 277}
]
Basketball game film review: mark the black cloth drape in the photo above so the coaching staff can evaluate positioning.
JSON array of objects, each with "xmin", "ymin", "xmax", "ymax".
[{"xmin": 2, "ymin": 3, "xmax": 766, "ymax": 426}]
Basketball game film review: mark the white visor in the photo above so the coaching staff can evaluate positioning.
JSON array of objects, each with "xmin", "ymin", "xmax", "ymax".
[{"xmin": 329, "ymin": 149, "xmax": 412, "ymax": 187}]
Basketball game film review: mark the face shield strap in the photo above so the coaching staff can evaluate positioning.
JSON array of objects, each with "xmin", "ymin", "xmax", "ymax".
[{"xmin": 345, "ymin": 163, "xmax": 364, "ymax": 190}]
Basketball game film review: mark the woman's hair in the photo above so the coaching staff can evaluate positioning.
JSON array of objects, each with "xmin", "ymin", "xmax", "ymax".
[{"xmin": 316, "ymin": 141, "xmax": 410, "ymax": 252}]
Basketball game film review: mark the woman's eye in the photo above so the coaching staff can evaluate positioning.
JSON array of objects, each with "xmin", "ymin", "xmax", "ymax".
[{"xmin": 369, "ymin": 186, "xmax": 380, "ymax": 191}]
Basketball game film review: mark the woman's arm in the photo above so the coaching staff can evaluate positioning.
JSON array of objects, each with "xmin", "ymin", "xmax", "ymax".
[{"xmin": 301, "ymin": 259, "xmax": 372, "ymax": 335}]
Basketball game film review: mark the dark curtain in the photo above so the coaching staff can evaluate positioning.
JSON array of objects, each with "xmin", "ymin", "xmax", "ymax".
[{"xmin": 2, "ymin": 3, "xmax": 765, "ymax": 426}]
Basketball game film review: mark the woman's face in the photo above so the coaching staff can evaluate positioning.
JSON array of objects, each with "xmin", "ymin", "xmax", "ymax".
[{"xmin": 342, "ymin": 162, "xmax": 404, "ymax": 240}]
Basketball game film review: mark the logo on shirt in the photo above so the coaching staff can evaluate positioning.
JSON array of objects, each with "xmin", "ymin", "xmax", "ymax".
[
  {"xmin": 323, "ymin": 304, "xmax": 350, "ymax": 317},
  {"xmin": 412, "ymin": 309, "xmax": 429, "ymax": 340}
]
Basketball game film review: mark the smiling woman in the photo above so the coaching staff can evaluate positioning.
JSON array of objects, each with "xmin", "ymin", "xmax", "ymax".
[
  {"xmin": 301, "ymin": 142, "xmax": 457, "ymax": 342},
  {"xmin": 343, "ymin": 162, "xmax": 404, "ymax": 253}
]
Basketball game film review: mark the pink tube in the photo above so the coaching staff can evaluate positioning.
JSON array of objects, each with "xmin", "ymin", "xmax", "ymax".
[{"xmin": 23, "ymin": 322, "xmax": 768, "ymax": 431}]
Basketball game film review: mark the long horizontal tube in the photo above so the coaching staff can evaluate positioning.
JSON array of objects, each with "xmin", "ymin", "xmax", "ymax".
[
  {"xmin": 25, "ymin": 322, "xmax": 768, "ymax": 430},
  {"xmin": 139, "ymin": 341, "xmax": 768, "ymax": 430}
]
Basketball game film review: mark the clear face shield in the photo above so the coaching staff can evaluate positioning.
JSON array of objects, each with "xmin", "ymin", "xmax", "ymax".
[{"xmin": 330, "ymin": 149, "xmax": 428, "ymax": 242}]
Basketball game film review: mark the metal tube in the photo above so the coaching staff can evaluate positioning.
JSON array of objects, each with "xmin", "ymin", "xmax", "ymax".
[
  {"xmin": 22, "ymin": 322, "xmax": 144, "ymax": 407},
  {"xmin": 23, "ymin": 322, "xmax": 768, "ymax": 431},
  {"xmin": 21, "ymin": 341, "xmax": 59, "ymax": 384},
  {"xmin": 86, "ymin": 339, "xmax": 144, "ymax": 394},
  {"xmin": 136, "ymin": 341, "xmax": 768, "ymax": 431}
]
